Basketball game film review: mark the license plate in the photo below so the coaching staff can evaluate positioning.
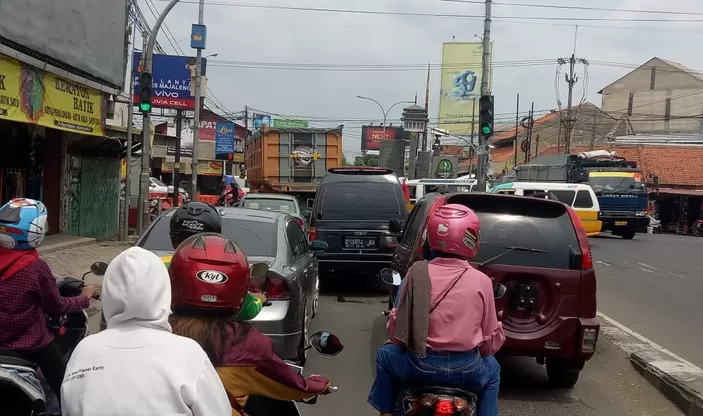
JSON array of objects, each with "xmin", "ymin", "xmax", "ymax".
[
  {"xmin": 344, "ymin": 237, "xmax": 377, "ymax": 249},
  {"xmin": 614, "ymin": 221, "xmax": 628, "ymax": 226}
]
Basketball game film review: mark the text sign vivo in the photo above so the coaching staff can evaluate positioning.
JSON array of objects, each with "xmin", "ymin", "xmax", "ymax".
[
  {"xmin": 215, "ymin": 122, "xmax": 235, "ymax": 160},
  {"xmin": 132, "ymin": 52, "xmax": 208, "ymax": 110}
]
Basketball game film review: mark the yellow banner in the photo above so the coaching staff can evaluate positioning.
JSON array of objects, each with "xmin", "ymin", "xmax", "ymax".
[
  {"xmin": 0, "ymin": 55, "xmax": 106, "ymax": 136},
  {"xmin": 162, "ymin": 160, "xmax": 224, "ymax": 176},
  {"xmin": 437, "ymin": 42, "xmax": 493, "ymax": 136}
]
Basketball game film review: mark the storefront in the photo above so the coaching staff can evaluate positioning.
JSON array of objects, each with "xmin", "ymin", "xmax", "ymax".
[
  {"xmin": 649, "ymin": 188, "xmax": 703, "ymax": 235},
  {"xmin": 0, "ymin": 53, "xmax": 117, "ymax": 237}
]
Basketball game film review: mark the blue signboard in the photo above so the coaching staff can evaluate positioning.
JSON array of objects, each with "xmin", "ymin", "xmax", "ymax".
[
  {"xmin": 253, "ymin": 113, "xmax": 271, "ymax": 130},
  {"xmin": 215, "ymin": 122, "xmax": 235, "ymax": 160},
  {"xmin": 132, "ymin": 52, "xmax": 208, "ymax": 110},
  {"xmin": 191, "ymin": 24, "xmax": 207, "ymax": 49}
]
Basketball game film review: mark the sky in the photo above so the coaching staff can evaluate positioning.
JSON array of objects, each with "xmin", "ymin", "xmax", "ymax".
[{"xmin": 143, "ymin": 0, "xmax": 703, "ymax": 158}]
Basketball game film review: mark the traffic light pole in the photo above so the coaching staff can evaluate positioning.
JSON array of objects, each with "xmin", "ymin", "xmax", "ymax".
[
  {"xmin": 190, "ymin": 0, "xmax": 206, "ymax": 200},
  {"xmin": 139, "ymin": 0, "xmax": 181, "ymax": 233},
  {"xmin": 477, "ymin": 0, "xmax": 492, "ymax": 192}
]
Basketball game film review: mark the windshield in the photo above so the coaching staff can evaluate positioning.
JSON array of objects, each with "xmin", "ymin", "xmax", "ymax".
[
  {"xmin": 588, "ymin": 174, "xmax": 646, "ymax": 195},
  {"xmin": 139, "ymin": 215, "xmax": 278, "ymax": 257},
  {"xmin": 320, "ymin": 182, "xmax": 404, "ymax": 221},
  {"xmin": 151, "ymin": 178, "xmax": 167, "ymax": 187},
  {"xmin": 243, "ymin": 198, "xmax": 297, "ymax": 214}
]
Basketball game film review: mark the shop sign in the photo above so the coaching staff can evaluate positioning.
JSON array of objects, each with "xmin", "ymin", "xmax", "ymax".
[
  {"xmin": 273, "ymin": 118, "xmax": 308, "ymax": 129},
  {"xmin": 435, "ymin": 159, "xmax": 454, "ymax": 179},
  {"xmin": 0, "ymin": 55, "xmax": 106, "ymax": 136},
  {"xmin": 161, "ymin": 160, "xmax": 224, "ymax": 176}
]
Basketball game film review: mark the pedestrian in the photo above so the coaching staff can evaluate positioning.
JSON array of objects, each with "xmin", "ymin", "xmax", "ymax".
[{"xmin": 60, "ymin": 247, "xmax": 231, "ymax": 416}]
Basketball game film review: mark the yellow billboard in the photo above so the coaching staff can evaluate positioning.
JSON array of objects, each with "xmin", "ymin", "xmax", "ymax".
[
  {"xmin": 437, "ymin": 42, "xmax": 493, "ymax": 136},
  {"xmin": 0, "ymin": 55, "xmax": 106, "ymax": 136},
  {"xmin": 161, "ymin": 160, "xmax": 225, "ymax": 176}
]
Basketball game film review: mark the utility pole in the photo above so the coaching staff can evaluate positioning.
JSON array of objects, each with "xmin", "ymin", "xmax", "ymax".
[
  {"xmin": 476, "ymin": 0, "xmax": 492, "ymax": 192},
  {"xmin": 469, "ymin": 98, "xmax": 476, "ymax": 173},
  {"xmin": 120, "ymin": 25, "xmax": 136, "ymax": 241},
  {"xmin": 190, "ymin": 0, "xmax": 206, "ymax": 199},
  {"xmin": 513, "ymin": 93, "xmax": 519, "ymax": 167},
  {"xmin": 563, "ymin": 53, "xmax": 577, "ymax": 154},
  {"xmin": 171, "ymin": 109, "xmax": 183, "ymax": 205}
]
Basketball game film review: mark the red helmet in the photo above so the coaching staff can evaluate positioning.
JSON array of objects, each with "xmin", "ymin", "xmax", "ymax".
[
  {"xmin": 170, "ymin": 233, "xmax": 250, "ymax": 314},
  {"xmin": 426, "ymin": 203, "xmax": 481, "ymax": 259}
]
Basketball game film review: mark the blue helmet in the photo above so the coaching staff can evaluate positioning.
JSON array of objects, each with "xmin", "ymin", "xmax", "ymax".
[{"xmin": 0, "ymin": 198, "xmax": 48, "ymax": 250}]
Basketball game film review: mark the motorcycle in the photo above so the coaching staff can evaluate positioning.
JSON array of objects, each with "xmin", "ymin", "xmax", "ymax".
[
  {"xmin": 0, "ymin": 261, "xmax": 107, "ymax": 416},
  {"xmin": 216, "ymin": 188, "xmax": 240, "ymax": 207},
  {"xmin": 244, "ymin": 331, "xmax": 342, "ymax": 416},
  {"xmin": 380, "ymin": 268, "xmax": 507, "ymax": 416},
  {"xmin": 692, "ymin": 220, "xmax": 703, "ymax": 237}
]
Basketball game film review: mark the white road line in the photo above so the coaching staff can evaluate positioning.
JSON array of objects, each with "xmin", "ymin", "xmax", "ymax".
[{"xmin": 637, "ymin": 262, "xmax": 686, "ymax": 279}]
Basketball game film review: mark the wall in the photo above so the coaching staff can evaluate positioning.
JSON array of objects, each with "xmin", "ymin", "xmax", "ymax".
[{"xmin": 66, "ymin": 155, "xmax": 120, "ymax": 238}]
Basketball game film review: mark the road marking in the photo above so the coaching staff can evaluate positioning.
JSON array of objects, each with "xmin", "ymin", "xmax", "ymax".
[
  {"xmin": 596, "ymin": 260, "xmax": 612, "ymax": 267},
  {"xmin": 637, "ymin": 262, "xmax": 686, "ymax": 279}
]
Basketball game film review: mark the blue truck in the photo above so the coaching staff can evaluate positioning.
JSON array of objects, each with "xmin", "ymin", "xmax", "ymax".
[{"xmin": 503, "ymin": 151, "xmax": 649, "ymax": 239}]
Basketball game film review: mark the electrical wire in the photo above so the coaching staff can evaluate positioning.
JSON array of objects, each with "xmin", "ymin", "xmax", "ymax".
[{"xmin": 440, "ymin": 0, "xmax": 703, "ymax": 17}]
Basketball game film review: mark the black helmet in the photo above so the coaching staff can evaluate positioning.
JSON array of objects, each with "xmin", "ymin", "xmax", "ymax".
[{"xmin": 169, "ymin": 202, "xmax": 222, "ymax": 249}]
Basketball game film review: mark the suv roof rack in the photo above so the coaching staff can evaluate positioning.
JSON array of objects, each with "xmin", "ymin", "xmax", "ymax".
[{"xmin": 327, "ymin": 167, "xmax": 395, "ymax": 175}]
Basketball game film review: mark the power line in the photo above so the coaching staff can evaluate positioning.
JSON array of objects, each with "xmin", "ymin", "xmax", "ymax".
[{"xmin": 440, "ymin": 0, "xmax": 703, "ymax": 17}]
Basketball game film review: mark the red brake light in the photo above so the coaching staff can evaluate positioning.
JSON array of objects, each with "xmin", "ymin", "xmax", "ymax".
[
  {"xmin": 308, "ymin": 226, "xmax": 316, "ymax": 241},
  {"xmin": 435, "ymin": 399, "xmax": 454, "ymax": 415},
  {"xmin": 566, "ymin": 207, "xmax": 593, "ymax": 270},
  {"xmin": 296, "ymin": 217, "xmax": 305, "ymax": 228},
  {"xmin": 265, "ymin": 277, "xmax": 291, "ymax": 299}
]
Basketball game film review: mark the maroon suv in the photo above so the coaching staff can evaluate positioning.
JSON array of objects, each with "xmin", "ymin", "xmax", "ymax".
[{"xmin": 388, "ymin": 192, "xmax": 599, "ymax": 388}]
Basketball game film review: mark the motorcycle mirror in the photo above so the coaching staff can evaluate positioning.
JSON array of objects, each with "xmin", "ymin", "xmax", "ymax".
[
  {"xmin": 380, "ymin": 268, "xmax": 402, "ymax": 286},
  {"xmin": 250, "ymin": 263, "xmax": 269, "ymax": 279},
  {"xmin": 309, "ymin": 331, "xmax": 344, "ymax": 356},
  {"xmin": 494, "ymin": 283, "xmax": 507, "ymax": 299},
  {"xmin": 90, "ymin": 262, "xmax": 108, "ymax": 277}
]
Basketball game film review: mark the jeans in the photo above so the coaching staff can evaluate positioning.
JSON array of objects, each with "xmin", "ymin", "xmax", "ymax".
[
  {"xmin": 23, "ymin": 342, "xmax": 66, "ymax": 403},
  {"xmin": 368, "ymin": 344, "xmax": 500, "ymax": 416}
]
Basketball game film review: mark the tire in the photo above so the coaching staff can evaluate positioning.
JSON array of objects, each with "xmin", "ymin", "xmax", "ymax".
[
  {"xmin": 297, "ymin": 299, "xmax": 309, "ymax": 366},
  {"xmin": 621, "ymin": 228, "xmax": 636, "ymax": 240},
  {"xmin": 546, "ymin": 359, "xmax": 581, "ymax": 388},
  {"xmin": 693, "ymin": 226, "xmax": 703, "ymax": 237}
]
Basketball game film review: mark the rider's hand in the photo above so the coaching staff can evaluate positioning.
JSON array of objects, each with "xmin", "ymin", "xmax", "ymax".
[{"xmin": 81, "ymin": 285, "xmax": 96, "ymax": 299}]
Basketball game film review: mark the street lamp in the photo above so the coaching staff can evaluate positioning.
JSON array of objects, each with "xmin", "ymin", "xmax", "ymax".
[{"xmin": 356, "ymin": 95, "xmax": 413, "ymax": 139}]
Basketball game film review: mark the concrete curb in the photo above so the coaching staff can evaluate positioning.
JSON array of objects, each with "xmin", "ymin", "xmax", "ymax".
[
  {"xmin": 598, "ymin": 312, "xmax": 703, "ymax": 415},
  {"xmin": 38, "ymin": 237, "xmax": 96, "ymax": 255}
]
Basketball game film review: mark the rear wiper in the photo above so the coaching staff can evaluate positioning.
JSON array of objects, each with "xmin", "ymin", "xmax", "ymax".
[{"xmin": 478, "ymin": 246, "xmax": 549, "ymax": 268}]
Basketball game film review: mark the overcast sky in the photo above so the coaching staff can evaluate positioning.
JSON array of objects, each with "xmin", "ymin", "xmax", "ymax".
[{"xmin": 145, "ymin": 0, "xmax": 703, "ymax": 157}]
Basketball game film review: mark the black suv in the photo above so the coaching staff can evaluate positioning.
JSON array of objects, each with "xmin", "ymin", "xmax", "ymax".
[{"xmin": 308, "ymin": 167, "xmax": 409, "ymax": 278}]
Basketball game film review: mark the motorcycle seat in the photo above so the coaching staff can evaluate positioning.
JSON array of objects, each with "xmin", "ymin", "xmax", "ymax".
[
  {"xmin": 0, "ymin": 351, "xmax": 37, "ymax": 369},
  {"xmin": 407, "ymin": 385, "xmax": 478, "ymax": 399}
]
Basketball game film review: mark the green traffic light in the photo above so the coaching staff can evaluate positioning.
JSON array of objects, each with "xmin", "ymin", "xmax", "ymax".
[
  {"xmin": 140, "ymin": 103, "xmax": 151, "ymax": 112},
  {"xmin": 482, "ymin": 125, "xmax": 492, "ymax": 135}
]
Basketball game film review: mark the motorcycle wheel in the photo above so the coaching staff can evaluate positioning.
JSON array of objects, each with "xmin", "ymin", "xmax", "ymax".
[{"xmin": 693, "ymin": 226, "xmax": 703, "ymax": 237}]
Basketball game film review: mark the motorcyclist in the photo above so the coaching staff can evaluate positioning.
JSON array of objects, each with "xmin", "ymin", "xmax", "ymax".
[
  {"xmin": 368, "ymin": 204, "xmax": 505, "ymax": 416},
  {"xmin": 0, "ymin": 198, "xmax": 96, "ymax": 403},
  {"xmin": 168, "ymin": 233, "xmax": 332, "ymax": 414},
  {"xmin": 165, "ymin": 201, "xmax": 266, "ymax": 321}
]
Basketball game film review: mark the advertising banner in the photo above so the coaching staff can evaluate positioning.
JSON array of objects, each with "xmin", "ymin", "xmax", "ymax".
[
  {"xmin": 432, "ymin": 156, "xmax": 459, "ymax": 179},
  {"xmin": 273, "ymin": 118, "xmax": 308, "ymax": 129},
  {"xmin": 437, "ymin": 42, "xmax": 493, "ymax": 136},
  {"xmin": 132, "ymin": 52, "xmax": 208, "ymax": 110},
  {"xmin": 253, "ymin": 113, "xmax": 271, "ymax": 130},
  {"xmin": 161, "ymin": 160, "xmax": 224, "ymax": 176},
  {"xmin": 0, "ymin": 55, "xmax": 106, "ymax": 136},
  {"xmin": 361, "ymin": 126, "xmax": 399, "ymax": 151},
  {"xmin": 215, "ymin": 122, "xmax": 235, "ymax": 160}
]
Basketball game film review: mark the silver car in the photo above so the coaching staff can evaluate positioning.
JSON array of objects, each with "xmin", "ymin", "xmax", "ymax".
[
  {"xmin": 130, "ymin": 208, "xmax": 327, "ymax": 365},
  {"xmin": 238, "ymin": 193, "xmax": 308, "ymax": 234}
]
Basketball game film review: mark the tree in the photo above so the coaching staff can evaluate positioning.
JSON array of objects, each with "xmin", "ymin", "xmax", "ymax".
[{"xmin": 342, "ymin": 154, "xmax": 352, "ymax": 166}]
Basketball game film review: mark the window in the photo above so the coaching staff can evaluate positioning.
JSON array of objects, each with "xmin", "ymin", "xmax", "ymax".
[
  {"xmin": 627, "ymin": 93, "xmax": 634, "ymax": 116},
  {"xmin": 665, "ymin": 98, "xmax": 671, "ymax": 121},
  {"xmin": 286, "ymin": 221, "xmax": 309, "ymax": 258},
  {"xmin": 496, "ymin": 189, "xmax": 515, "ymax": 195},
  {"xmin": 151, "ymin": 178, "xmax": 167, "ymax": 187},
  {"xmin": 400, "ymin": 198, "xmax": 427, "ymax": 246},
  {"xmin": 139, "ymin": 216, "xmax": 278, "ymax": 257},
  {"xmin": 243, "ymin": 198, "xmax": 297, "ymax": 215},
  {"xmin": 319, "ymin": 182, "xmax": 403, "ymax": 221},
  {"xmin": 573, "ymin": 190, "xmax": 594, "ymax": 208},
  {"xmin": 550, "ymin": 190, "xmax": 576, "ymax": 205},
  {"xmin": 650, "ymin": 67, "xmax": 656, "ymax": 90}
]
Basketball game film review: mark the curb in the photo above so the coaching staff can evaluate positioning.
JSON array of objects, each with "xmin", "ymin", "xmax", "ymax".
[
  {"xmin": 598, "ymin": 312, "xmax": 703, "ymax": 415},
  {"xmin": 38, "ymin": 237, "xmax": 96, "ymax": 255}
]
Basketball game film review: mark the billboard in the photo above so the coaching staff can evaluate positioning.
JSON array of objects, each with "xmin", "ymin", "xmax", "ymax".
[
  {"xmin": 253, "ymin": 113, "xmax": 271, "ymax": 130},
  {"xmin": 361, "ymin": 126, "xmax": 401, "ymax": 151},
  {"xmin": 215, "ymin": 122, "xmax": 236, "ymax": 160},
  {"xmin": 0, "ymin": 0, "xmax": 127, "ymax": 88},
  {"xmin": 437, "ymin": 42, "xmax": 493, "ymax": 136},
  {"xmin": 132, "ymin": 52, "xmax": 208, "ymax": 110}
]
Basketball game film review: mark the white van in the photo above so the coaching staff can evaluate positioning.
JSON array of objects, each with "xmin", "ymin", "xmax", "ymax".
[
  {"xmin": 406, "ymin": 178, "xmax": 477, "ymax": 211},
  {"xmin": 489, "ymin": 182, "xmax": 602, "ymax": 236}
]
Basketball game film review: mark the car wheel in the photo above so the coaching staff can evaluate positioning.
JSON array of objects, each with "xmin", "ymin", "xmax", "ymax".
[
  {"xmin": 621, "ymin": 228, "xmax": 636, "ymax": 240},
  {"xmin": 297, "ymin": 299, "xmax": 309, "ymax": 366},
  {"xmin": 546, "ymin": 358, "xmax": 581, "ymax": 388},
  {"xmin": 312, "ymin": 275, "xmax": 320, "ymax": 319}
]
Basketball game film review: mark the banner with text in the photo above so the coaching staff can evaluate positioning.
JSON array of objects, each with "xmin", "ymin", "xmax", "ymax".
[
  {"xmin": 361, "ymin": 125, "xmax": 399, "ymax": 151},
  {"xmin": 0, "ymin": 55, "xmax": 106, "ymax": 136},
  {"xmin": 437, "ymin": 42, "xmax": 493, "ymax": 136},
  {"xmin": 161, "ymin": 160, "xmax": 223, "ymax": 176},
  {"xmin": 132, "ymin": 52, "xmax": 208, "ymax": 110},
  {"xmin": 215, "ymin": 122, "xmax": 235, "ymax": 160}
]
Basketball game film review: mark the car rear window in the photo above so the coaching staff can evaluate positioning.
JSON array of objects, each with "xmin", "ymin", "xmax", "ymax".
[
  {"xmin": 243, "ymin": 198, "xmax": 297, "ymax": 214},
  {"xmin": 139, "ymin": 216, "xmax": 278, "ymax": 257},
  {"xmin": 549, "ymin": 190, "xmax": 576, "ymax": 205},
  {"xmin": 319, "ymin": 182, "xmax": 403, "ymax": 221},
  {"xmin": 447, "ymin": 194, "xmax": 580, "ymax": 269}
]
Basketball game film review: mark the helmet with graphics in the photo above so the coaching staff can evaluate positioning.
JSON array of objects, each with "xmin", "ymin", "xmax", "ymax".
[
  {"xmin": 0, "ymin": 198, "xmax": 48, "ymax": 250},
  {"xmin": 426, "ymin": 203, "xmax": 480, "ymax": 260},
  {"xmin": 169, "ymin": 201, "xmax": 222, "ymax": 249}
]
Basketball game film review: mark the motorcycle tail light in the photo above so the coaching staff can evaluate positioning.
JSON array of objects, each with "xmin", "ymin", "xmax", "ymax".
[
  {"xmin": 453, "ymin": 398, "xmax": 468, "ymax": 410},
  {"xmin": 265, "ymin": 277, "xmax": 291, "ymax": 300},
  {"xmin": 435, "ymin": 399, "xmax": 454, "ymax": 415}
]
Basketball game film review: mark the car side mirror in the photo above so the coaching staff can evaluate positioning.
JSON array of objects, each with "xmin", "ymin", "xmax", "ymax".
[
  {"xmin": 307, "ymin": 198, "xmax": 314, "ymax": 209},
  {"xmin": 90, "ymin": 261, "xmax": 108, "ymax": 276},
  {"xmin": 389, "ymin": 218, "xmax": 402, "ymax": 233},
  {"xmin": 250, "ymin": 263, "xmax": 269, "ymax": 279},
  {"xmin": 309, "ymin": 331, "xmax": 344, "ymax": 356},
  {"xmin": 310, "ymin": 240, "xmax": 328, "ymax": 253}
]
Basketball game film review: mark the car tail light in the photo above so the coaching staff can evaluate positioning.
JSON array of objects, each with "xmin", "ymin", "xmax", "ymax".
[
  {"xmin": 295, "ymin": 217, "xmax": 305, "ymax": 229},
  {"xmin": 308, "ymin": 226, "xmax": 316, "ymax": 241},
  {"xmin": 581, "ymin": 328, "xmax": 598, "ymax": 353},
  {"xmin": 265, "ymin": 277, "xmax": 291, "ymax": 300},
  {"xmin": 435, "ymin": 399, "xmax": 454, "ymax": 415},
  {"xmin": 566, "ymin": 207, "xmax": 593, "ymax": 270}
]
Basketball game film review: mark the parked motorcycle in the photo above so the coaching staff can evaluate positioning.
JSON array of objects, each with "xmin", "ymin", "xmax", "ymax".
[
  {"xmin": 380, "ymin": 268, "xmax": 507, "ymax": 416},
  {"xmin": 244, "ymin": 330, "xmax": 342, "ymax": 416},
  {"xmin": 692, "ymin": 220, "xmax": 703, "ymax": 237},
  {"xmin": 0, "ymin": 261, "xmax": 107, "ymax": 416}
]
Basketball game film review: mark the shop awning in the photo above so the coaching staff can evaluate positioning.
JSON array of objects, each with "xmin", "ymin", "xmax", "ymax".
[{"xmin": 655, "ymin": 187, "xmax": 703, "ymax": 196}]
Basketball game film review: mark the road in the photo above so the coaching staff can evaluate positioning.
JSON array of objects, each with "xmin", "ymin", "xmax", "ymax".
[{"xmin": 592, "ymin": 232, "xmax": 703, "ymax": 368}]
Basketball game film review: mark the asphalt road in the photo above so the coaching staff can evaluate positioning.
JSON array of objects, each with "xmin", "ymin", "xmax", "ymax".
[
  {"xmin": 304, "ymin": 281, "xmax": 683, "ymax": 416},
  {"xmin": 592, "ymin": 232, "xmax": 703, "ymax": 368}
]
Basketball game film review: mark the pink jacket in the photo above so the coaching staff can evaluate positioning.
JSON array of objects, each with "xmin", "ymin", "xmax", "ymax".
[{"xmin": 388, "ymin": 257, "xmax": 505, "ymax": 356}]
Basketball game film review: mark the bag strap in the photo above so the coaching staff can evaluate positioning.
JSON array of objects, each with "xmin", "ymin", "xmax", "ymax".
[{"xmin": 429, "ymin": 265, "xmax": 468, "ymax": 314}]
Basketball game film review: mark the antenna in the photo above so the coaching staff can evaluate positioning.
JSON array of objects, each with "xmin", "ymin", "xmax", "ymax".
[{"xmin": 573, "ymin": 25, "xmax": 579, "ymax": 55}]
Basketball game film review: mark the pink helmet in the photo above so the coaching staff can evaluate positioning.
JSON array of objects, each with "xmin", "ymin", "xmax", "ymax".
[{"xmin": 427, "ymin": 203, "xmax": 480, "ymax": 259}]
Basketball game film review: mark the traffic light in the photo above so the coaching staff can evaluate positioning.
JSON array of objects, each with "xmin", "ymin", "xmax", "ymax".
[
  {"xmin": 478, "ymin": 95, "xmax": 494, "ymax": 138},
  {"xmin": 139, "ymin": 72, "xmax": 153, "ymax": 113}
]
